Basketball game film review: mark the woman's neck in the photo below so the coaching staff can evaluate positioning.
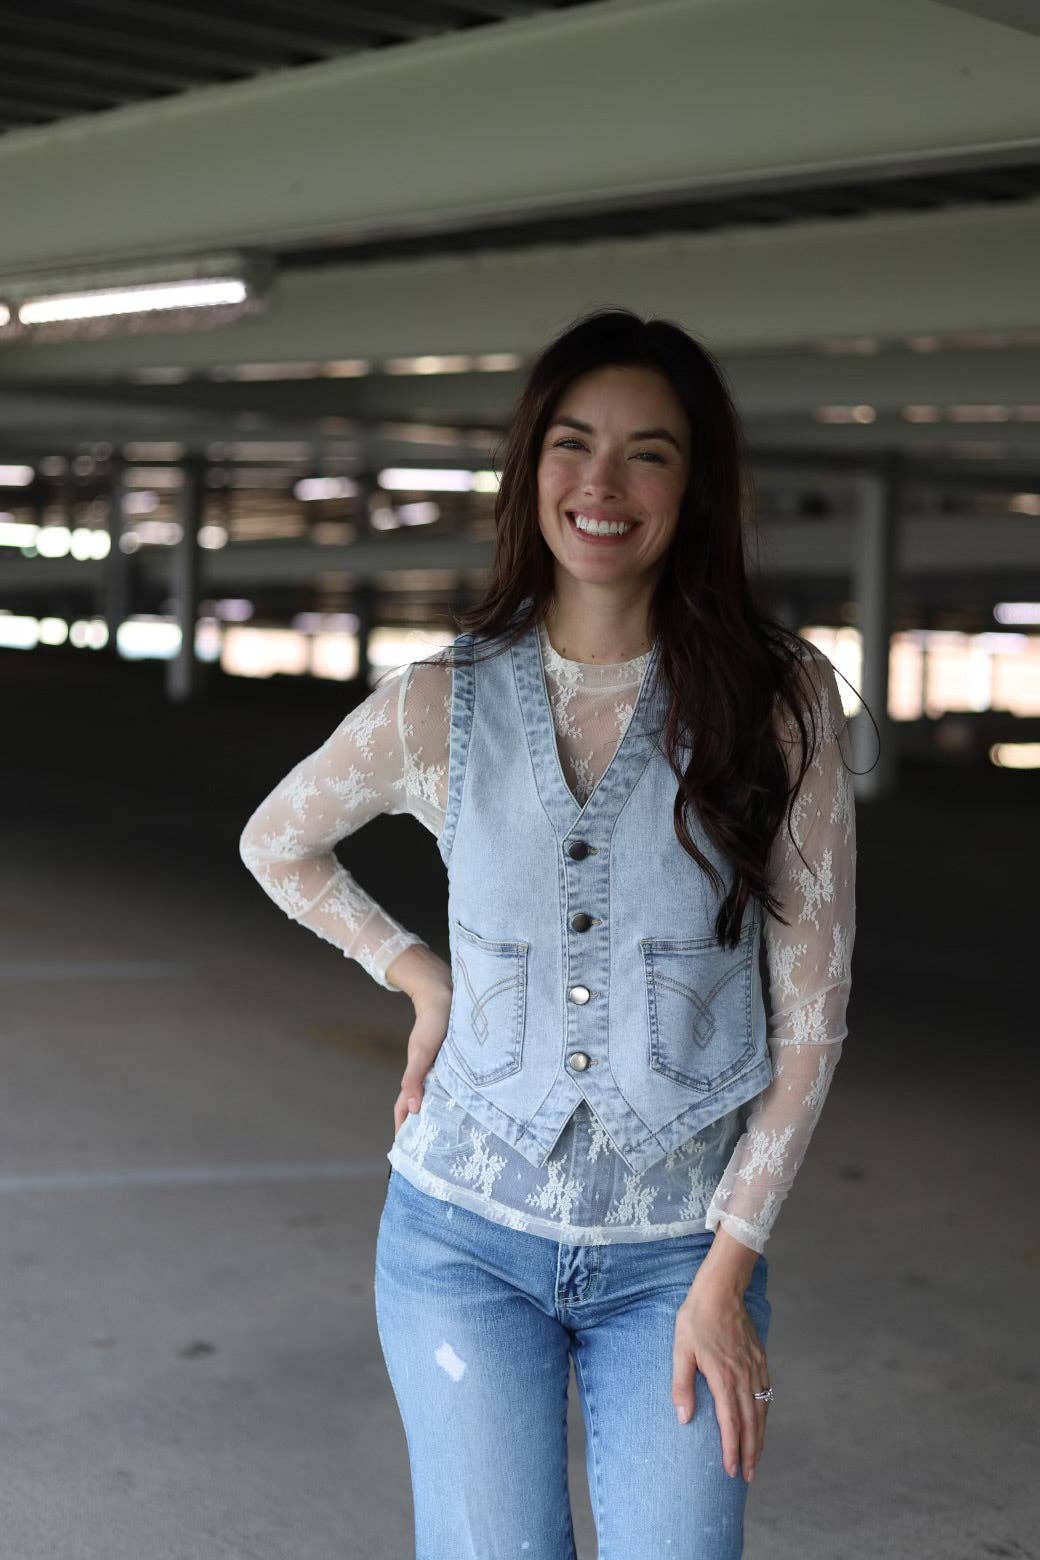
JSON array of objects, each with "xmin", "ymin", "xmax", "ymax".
[{"xmin": 543, "ymin": 591, "xmax": 653, "ymax": 664}]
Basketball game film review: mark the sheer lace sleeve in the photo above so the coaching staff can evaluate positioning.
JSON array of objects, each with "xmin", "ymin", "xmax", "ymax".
[
  {"xmin": 238, "ymin": 657, "xmax": 452, "ymax": 991},
  {"xmin": 705, "ymin": 649, "xmax": 857, "ymax": 1253}
]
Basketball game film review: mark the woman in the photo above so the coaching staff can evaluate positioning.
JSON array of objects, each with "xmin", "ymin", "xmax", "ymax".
[{"xmin": 240, "ymin": 309, "xmax": 860, "ymax": 1559}]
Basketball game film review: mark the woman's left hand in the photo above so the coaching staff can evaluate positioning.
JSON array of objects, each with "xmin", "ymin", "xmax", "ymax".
[{"xmin": 671, "ymin": 1278, "xmax": 770, "ymax": 1482}]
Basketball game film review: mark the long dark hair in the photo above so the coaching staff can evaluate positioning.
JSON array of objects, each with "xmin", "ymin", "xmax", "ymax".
[{"xmin": 426, "ymin": 308, "xmax": 871, "ymax": 947}]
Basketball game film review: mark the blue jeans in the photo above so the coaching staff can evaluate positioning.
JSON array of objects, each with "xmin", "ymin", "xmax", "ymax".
[{"xmin": 374, "ymin": 1168, "xmax": 772, "ymax": 1560}]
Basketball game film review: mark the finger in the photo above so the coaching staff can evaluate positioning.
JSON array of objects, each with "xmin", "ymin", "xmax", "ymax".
[
  {"xmin": 708, "ymin": 1374, "xmax": 742, "ymax": 1477},
  {"xmin": 671, "ymin": 1339, "xmax": 696, "ymax": 1425},
  {"xmin": 749, "ymin": 1349, "xmax": 770, "ymax": 1471},
  {"xmin": 738, "ymin": 1386, "xmax": 760, "ymax": 1481},
  {"xmin": 399, "ymin": 1073, "xmax": 425, "ymax": 1113}
]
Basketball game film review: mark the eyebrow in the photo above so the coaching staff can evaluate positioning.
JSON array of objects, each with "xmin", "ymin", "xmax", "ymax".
[{"xmin": 548, "ymin": 416, "xmax": 683, "ymax": 454}]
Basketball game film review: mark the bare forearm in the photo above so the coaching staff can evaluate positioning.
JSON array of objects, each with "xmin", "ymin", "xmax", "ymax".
[
  {"xmin": 385, "ymin": 941, "xmax": 453, "ymax": 1002},
  {"xmin": 693, "ymin": 1221, "xmax": 760, "ymax": 1299}
]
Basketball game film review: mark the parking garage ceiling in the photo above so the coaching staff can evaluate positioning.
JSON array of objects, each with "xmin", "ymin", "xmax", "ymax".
[
  {"xmin": 0, "ymin": 0, "xmax": 1038, "ymax": 475},
  {"xmin": 0, "ymin": 0, "xmax": 601, "ymax": 136}
]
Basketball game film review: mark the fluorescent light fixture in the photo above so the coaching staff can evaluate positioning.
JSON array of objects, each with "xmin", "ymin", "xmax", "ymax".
[
  {"xmin": 69, "ymin": 618, "xmax": 109, "ymax": 650},
  {"xmin": 210, "ymin": 361, "xmax": 323, "ymax": 381},
  {"xmin": 294, "ymin": 476, "xmax": 358, "ymax": 501},
  {"xmin": 0, "ymin": 614, "xmax": 39, "ymax": 650},
  {"xmin": 0, "ymin": 250, "xmax": 271, "ymax": 339},
  {"xmin": 990, "ymin": 742, "xmax": 1040, "ymax": 769},
  {"xmin": 384, "ymin": 354, "xmax": 475, "ymax": 375},
  {"xmin": 203, "ymin": 598, "xmax": 254, "ymax": 622},
  {"xmin": 123, "ymin": 491, "xmax": 161, "ymax": 515},
  {"xmin": 814, "ymin": 406, "xmax": 876, "ymax": 424},
  {"xmin": 0, "ymin": 519, "xmax": 38, "ymax": 547},
  {"xmin": 0, "ymin": 464, "xmax": 34, "ymax": 486},
  {"xmin": 377, "ymin": 466, "xmax": 500, "ymax": 494},
  {"xmin": 397, "ymin": 501, "xmax": 439, "ymax": 526},
  {"xmin": 39, "ymin": 617, "xmax": 69, "ymax": 646},
  {"xmin": 378, "ymin": 467, "xmax": 475, "ymax": 492},
  {"xmin": 37, "ymin": 527, "xmax": 71, "ymax": 558},
  {"xmin": 20, "ymin": 278, "xmax": 246, "ymax": 325},
  {"xmin": 947, "ymin": 405, "xmax": 1011, "ymax": 422},
  {"xmin": 71, "ymin": 527, "xmax": 110, "ymax": 560},
  {"xmin": 130, "ymin": 520, "xmax": 183, "ymax": 546}
]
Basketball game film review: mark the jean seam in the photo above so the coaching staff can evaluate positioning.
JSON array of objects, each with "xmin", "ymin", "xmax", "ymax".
[{"xmin": 572, "ymin": 1345, "xmax": 605, "ymax": 1558}]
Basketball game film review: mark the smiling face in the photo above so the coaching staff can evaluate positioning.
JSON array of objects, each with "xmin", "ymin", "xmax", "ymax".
[{"xmin": 536, "ymin": 363, "xmax": 690, "ymax": 592}]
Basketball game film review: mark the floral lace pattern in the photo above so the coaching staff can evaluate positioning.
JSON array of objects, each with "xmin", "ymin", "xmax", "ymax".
[{"xmin": 239, "ymin": 618, "xmax": 856, "ymax": 1252}]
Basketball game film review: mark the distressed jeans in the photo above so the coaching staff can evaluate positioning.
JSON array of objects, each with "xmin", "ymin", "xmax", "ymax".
[{"xmin": 374, "ymin": 1168, "xmax": 771, "ymax": 1560}]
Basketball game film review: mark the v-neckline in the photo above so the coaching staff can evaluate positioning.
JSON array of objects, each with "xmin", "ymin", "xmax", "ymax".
[{"xmin": 512, "ymin": 613, "xmax": 664, "ymax": 829}]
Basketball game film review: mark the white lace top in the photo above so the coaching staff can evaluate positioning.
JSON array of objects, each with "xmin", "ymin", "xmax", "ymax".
[{"xmin": 239, "ymin": 618, "xmax": 856, "ymax": 1253}]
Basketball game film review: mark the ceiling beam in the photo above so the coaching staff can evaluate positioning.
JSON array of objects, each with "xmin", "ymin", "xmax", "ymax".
[
  {"xmin": 5, "ymin": 341, "xmax": 1040, "ymax": 420},
  {"xmin": 1, "ymin": 201, "xmax": 1037, "ymax": 383},
  {"xmin": 0, "ymin": 0, "xmax": 1038, "ymax": 273}
]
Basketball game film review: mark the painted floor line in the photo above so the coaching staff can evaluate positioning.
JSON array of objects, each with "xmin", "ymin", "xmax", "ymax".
[{"xmin": 0, "ymin": 1159, "xmax": 391, "ymax": 1192}]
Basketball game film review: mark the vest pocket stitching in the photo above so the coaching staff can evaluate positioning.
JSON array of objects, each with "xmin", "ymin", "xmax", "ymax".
[
  {"xmin": 641, "ymin": 936, "xmax": 755, "ymax": 1089},
  {"xmin": 447, "ymin": 922, "xmax": 528, "ymax": 1084}
]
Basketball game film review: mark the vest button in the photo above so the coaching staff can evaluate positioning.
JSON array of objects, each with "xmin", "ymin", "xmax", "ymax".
[
  {"xmin": 567, "ymin": 840, "xmax": 591, "ymax": 860},
  {"xmin": 567, "ymin": 1051, "xmax": 591, "ymax": 1071},
  {"xmin": 570, "ymin": 912, "xmax": 593, "ymax": 932},
  {"xmin": 568, "ymin": 985, "xmax": 592, "ymax": 1004}
]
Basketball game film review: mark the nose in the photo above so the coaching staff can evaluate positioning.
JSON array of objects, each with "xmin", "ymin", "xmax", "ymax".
[{"xmin": 581, "ymin": 444, "xmax": 625, "ymax": 494}]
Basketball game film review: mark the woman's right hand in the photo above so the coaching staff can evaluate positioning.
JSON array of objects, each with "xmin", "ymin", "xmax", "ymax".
[{"xmin": 385, "ymin": 944, "xmax": 454, "ymax": 1135}]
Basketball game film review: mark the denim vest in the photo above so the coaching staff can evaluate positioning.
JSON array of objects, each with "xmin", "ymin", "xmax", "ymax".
[{"xmin": 431, "ymin": 610, "xmax": 772, "ymax": 1175}]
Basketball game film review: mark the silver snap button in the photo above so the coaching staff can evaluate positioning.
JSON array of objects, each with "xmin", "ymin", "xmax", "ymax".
[
  {"xmin": 567, "ymin": 985, "xmax": 592, "ymax": 1004},
  {"xmin": 567, "ymin": 1052, "xmax": 591, "ymax": 1071}
]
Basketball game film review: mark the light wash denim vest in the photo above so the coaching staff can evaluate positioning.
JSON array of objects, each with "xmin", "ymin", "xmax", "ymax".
[{"xmin": 431, "ymin": 606, "xmax": 773, "ymax": 1175}]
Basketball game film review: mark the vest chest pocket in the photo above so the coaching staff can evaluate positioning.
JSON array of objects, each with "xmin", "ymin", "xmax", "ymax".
[
  {"xmin": 640, "ymin": 927, "xmax": 756, "ymax": 1093},
  {"xmin": 447, "ymin": 920, "xmax": 529, "ymax": 1085}
]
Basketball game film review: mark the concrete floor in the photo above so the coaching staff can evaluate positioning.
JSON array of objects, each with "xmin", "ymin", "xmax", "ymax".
[{"xmin": 2, "ymin": 650, "xmax": 1037, "ymax": 1560}]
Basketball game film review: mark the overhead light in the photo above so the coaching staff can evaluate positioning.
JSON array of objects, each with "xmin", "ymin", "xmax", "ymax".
[
  {"xmin": 20, "ymin": 278, "xmax": 247, "ymax": 325},
  {"xmin": 0, "ymin": 464, "xmax": 34, "ymax": 486},
  {"xmin": 294, "ymin": 476, "xmax": 358, "ymax": 501},
  {"xmin": 397, "ymin": 501, "xmax": 440, "ymax": 526},
  {"xmin": 813, "ymin": 405, "xmax": 876, "ymax": 424},
  {"xmin": 0, "ymin": 251, "xmax": 272, "ymax": 341},
  {"xmin": 378, "ymin": 467, "xmax": 475, "ymax": 492},
  {"xmin": 383, "ymin": 354, "xmax": 475, "ymax": 375},
  {"xmin": 995, "ymin": 602, "xmax": 1040, "ymax": 624}
]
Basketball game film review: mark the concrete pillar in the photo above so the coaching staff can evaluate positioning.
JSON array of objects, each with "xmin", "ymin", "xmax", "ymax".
[
  {"xmin": 166, "ymin": 455, "xmax": 205, "ymax": 704},
  {"xmin": 850, "ymin": 459, "xmax": 899, "ymax": 799},
  {"xmin": 353, "ymin": 579, "xmax": 376, "ymax": 689},
  {"xmin": 103, "ymin": 456, "xmax": 132, "ymax": 653},
  {"xmin": 351, "ymin": 467, "xmax": 379, "ymax": 688}
]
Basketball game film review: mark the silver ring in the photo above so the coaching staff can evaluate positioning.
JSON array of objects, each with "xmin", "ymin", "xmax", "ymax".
[{"xmin": 752, "ymin": 1386, "xmax": 773, "ymax": 1402}]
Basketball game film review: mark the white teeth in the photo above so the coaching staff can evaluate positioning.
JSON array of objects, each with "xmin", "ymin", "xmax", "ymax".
[{"xmin": 571, "ymin": 512, "xmax": 634, "ymax": 537}]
